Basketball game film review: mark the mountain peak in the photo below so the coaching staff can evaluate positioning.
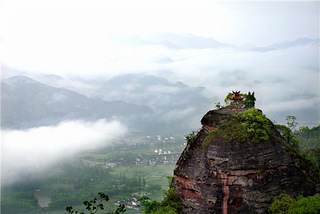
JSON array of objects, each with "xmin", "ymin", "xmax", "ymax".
[
  {"xmin": 172, "ymin": 107, "xmax": 319, "ymax": 213},
  {"xmin": 3, "ymin": 75, "xmax": 39, "ymax": 85}
]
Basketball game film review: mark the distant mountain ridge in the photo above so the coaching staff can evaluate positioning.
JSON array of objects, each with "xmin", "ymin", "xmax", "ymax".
[
  {"xmin": 253, "ymin": 37, "xmax": 320, "ymax": 52},
  {"xmin": 111, "ymin": 33, "xmax": 319, "ymax": 51},
  {"xmin": 148, "ymin": 33, "xmax": 235, "ymax": 49},
  {"xmin": 1, "ymin": 75, "xmax": 152, "ymax": 130},
  {"xmin": 1, "ymin": 74, "xmax": 212, "ymax": 133},
  {"xmin": 92, "ymin": 73, "xmax": 208, "ymax": 111},
  {"xmin": 111, "ymin": 33, "xmax": 235, "ymax": 50}
]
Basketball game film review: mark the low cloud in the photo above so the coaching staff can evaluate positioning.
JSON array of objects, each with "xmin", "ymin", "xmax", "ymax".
[
  {"xmin": 3, "ymin": 35, "xmax": 319, "ymax": 128},
  {"xmin": 1, "ymin": 119, "xmax": 127, "ymax": 186},
  {"xmin": 163, "ymin": 107, "xmax": 196, "ymax": 122}
]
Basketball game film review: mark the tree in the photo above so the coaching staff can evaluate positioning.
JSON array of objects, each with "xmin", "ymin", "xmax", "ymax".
[
  {"xmin": 275, "ymin": 115, "xmax": 300, "ymax": 148},
  {"xmin": 286, "ymin": 115, "xmax": 298, "ymax": 131},
  {"xmin": 243, "ymin": 91, "xmax": 256, "ymax": 108},
  {"xmin": 65, "ymin": 192, "xmax": 126, "ymax": 214},
  {"xmin": 138, "ymin": 196, "xmax": 160, "ymax": 213}
]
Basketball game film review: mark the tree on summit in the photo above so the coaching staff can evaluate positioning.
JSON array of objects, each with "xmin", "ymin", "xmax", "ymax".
[{"xmin": 243, "ymin": 91, "xmax": 256, "ymax": 108}]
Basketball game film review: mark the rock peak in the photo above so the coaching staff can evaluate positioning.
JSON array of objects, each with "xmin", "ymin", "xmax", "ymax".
[{"xmin": 173, "ymin": 107, "xmax": 319, "ymax": 214}]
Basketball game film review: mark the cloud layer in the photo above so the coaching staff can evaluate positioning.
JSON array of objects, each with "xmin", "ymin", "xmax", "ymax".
[{"xmin": 1, "ymin": 119, "xmax": 127, "ymax": 186}]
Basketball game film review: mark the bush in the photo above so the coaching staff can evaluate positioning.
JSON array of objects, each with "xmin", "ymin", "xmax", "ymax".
[
  {"xmin": 139, "ymin": 176, "xmax": 182, "ymax": 214},
  {"xmin": 185, "ymin": 131, "xmax": 197, "ymax": 144},
  {"xmin": 269, "ymin": 193, "xmax": 297, "ymax": 213},
  {"xmin": 269, "ymin": 193, "xmax": 320, "ymax": 214},
  {"xmin": 203, "ymin": 108, "xmax": 272, "ymax": 152}
]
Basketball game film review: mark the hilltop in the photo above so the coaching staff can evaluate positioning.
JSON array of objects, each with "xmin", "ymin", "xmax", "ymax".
[{"xmin": 172, "ymin": 106, "xmax": 319, "ymax": 213}]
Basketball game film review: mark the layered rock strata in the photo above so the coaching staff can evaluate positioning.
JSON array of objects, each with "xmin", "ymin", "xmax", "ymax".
[{"xmin": 172, "ymin": 107, "xmax": 319, "ymax": 214}]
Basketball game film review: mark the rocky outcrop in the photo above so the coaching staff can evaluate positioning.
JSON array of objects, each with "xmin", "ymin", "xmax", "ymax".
[{"xmin": 172, "ymin": 107, "xmax": 319, "ymax": 214}]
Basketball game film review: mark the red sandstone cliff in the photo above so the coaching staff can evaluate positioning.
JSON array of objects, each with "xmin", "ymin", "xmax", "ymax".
[{"xmin": 172, "ymin": 107, "xmax": 319, "ymax": 214}]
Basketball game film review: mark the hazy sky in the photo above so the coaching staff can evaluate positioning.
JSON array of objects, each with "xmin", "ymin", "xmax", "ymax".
[{"xmin": 1, "ymin": 0, "xmax": 319, "ymax": 75}]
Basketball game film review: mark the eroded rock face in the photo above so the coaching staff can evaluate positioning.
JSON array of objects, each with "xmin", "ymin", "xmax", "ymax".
[{"xmin": 173, "ymin": 107, "xmax": 319, "ymax": 214}]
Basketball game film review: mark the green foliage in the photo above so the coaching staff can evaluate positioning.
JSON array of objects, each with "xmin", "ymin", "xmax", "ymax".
[
  {"xmin": 276, "ymin": 117, "xmax": 320, "ymax": 169},
  {"xmin": 1, "ymin": 180, "xmax": 43, "ymax": 214},
  {"xmin": 243, "ymin": 91, "xmax": 256, "ymax": 108},
  {"xmin": 234, "ymin": 108, "xmax": 271, "ymax": 143},
  {"xmin": 275, "ymin": 117, "xmax": 320, "ymax": 173},
  {"xmin": 275, "ymin": 124, "xmax": 300, "ymax": 148},
  {"xmin": 269, "ymin": 193, "xmax": 297, "ymax": 214},
  {"xmin": 269, "ymin": 193, "xmax": 320, "ymax": 214},
  {"xmin": 65, "ymin": 192, "xmax": 126, "ymax": 214},
  {"xmin": 295, "ymin": 125, "xmax": 320, "ymax": 167},
  {"xmin": 185, "ymin": 131, "xmax": 197, "ymax": 144},
  {"xmin": 304, "ymin": 148, "xmax": 320, "ymax": 168},
  {"xmin": 138, "ymin": 196, "xmax": 161, "ymax": 213},
  {"xmin": 139, "ymin": 176, "xmax": 182, "ymax": 214},
  {"xmin": 215, "ymin": 102, "xmax": 222, "ymax": 109},
  {"xmin": 203, "ymin": 108, "xmax": 272, "ymax": 152},
  {"xmin": 1, "ymin": 190, "xmax": 41, "ymax": 214},
  {"xmin": 286, "ymin": 115, "xmax": 298, "ymax": 131}
]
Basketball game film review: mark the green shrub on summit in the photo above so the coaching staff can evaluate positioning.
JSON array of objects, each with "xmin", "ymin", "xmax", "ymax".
[
  {"xmin": 203, "ymin": 108, "xmax": 272, "ymax": 152},
  {"xmin": 234, "ymin": 108, "xmax": 271, "ymax": 143}
]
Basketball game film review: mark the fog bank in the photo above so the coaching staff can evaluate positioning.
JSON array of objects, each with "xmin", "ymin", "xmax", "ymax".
[{"xmin": 1, "ymin": 119, "xmax": 127, "ymax": 186}]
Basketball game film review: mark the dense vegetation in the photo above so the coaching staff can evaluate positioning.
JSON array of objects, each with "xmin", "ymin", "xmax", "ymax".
[
  {"xmin": 138, "ymin": 176, "xmax": 182, "ymax": 214},
  {"xmin": 275, "ymin": 118, "xmax": 320, "ymax": 168},
  {"xmin": 295, "ymin": 125, "xmax": 320, "ymax": 167},
  {"xmin": 203, "ymin": 108, "xmax": 272, "ymax": 153},
  {"xmin": 2, "ymin": 161, "xmax": 141, "ymax": 214},
  {"xmin": 269, "ymin": 193, "xmax": 320, "ymax": 214},
  {"xmin": 1, "ymin": 181, "xmax": 41, "ymax": 213},
  {"xmin": 272, "ymin": 120, "xmax": 320, "ymax": 213}
]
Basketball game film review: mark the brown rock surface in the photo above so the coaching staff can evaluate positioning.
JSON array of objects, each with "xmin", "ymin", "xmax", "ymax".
[{"xmin": 172, "ymin": 107, "xmax": 319, "ymax": 214}]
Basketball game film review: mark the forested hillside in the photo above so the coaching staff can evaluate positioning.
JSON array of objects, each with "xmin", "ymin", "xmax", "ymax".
[
  {"xmin": 295, "ymin": 125, "xmax": 320, "ymax": 167},
  {"xmin": 296, "ymin": 125, "xmax": 320, "ymax": 150}
]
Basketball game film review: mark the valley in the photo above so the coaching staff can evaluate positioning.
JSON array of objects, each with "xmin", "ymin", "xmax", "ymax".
[{"xmin": 1, "ymin": 133, "xmax": 188, "ymax": 214}]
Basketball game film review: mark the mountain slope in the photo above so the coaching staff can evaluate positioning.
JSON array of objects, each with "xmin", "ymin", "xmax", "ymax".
[
  {"xmin": 1, "ymin": 76, "xmax": 152, "ymax": 129},
  {"xmin": 93, "ymin": 73, "xmax": 210, "ymax": 112}
]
